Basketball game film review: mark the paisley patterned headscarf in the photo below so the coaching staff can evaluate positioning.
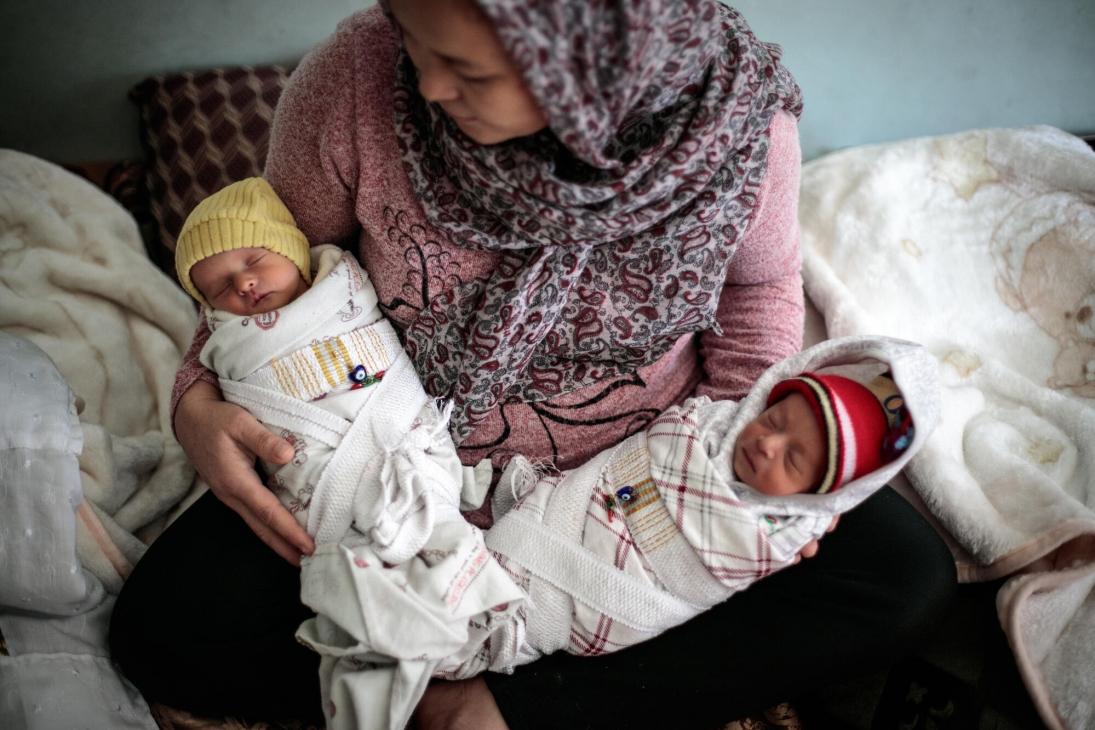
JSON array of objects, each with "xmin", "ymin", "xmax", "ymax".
[{"xmin": 388, "ymin": 0, "xmax": 802, "ymax": 443}]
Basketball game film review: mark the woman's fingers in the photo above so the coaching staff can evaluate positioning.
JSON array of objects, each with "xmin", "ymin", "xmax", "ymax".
[
  {"xmin": 175, "ymin": 382, "xmax": 314, "ymax": 563},
  {"xmin": 798, "ymin": 539, "xmax": 820, "ymax": 560},
  {"xmin": 227, "ymin": 483, "xmax": 314, "ymax": 566},
  {"xmin": 797, "ymin": 515, "xmax": 841, "ymax": 562},
  {"xmin": 225, "ymin": 414, "xmax": 316, "ymax": 561},
  {"xmin": 240, "ymin": 415, "xmax": 295, "ymax": 466}
]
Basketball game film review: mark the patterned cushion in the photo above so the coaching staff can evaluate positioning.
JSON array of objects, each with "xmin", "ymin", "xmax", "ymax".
[{"xmin": 130, "ymin": 65, "xmax": 291, "ymax": 252}]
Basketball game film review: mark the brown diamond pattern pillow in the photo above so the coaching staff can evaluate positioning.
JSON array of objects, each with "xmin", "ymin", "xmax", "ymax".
[{"xmin": 130, "ymin": 65, "xmax": 291, "ymax": 252}]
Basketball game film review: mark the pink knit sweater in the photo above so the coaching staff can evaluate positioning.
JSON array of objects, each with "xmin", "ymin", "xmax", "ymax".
[{"xmin": 172, "ymin": 7, "xmax": 803, "ymax": 490}]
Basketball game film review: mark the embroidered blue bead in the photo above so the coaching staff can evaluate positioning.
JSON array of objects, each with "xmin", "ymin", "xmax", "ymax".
[
  {"xmin": 349, "ymin": 365, "xmax": 368, "ymax": 383},
  {"xmin": 882, "ymin": 423, "xmax": 915, "ymax": 458},
  {"xmin": 615, "ymin": 486, "xmax": 635, "ymax": 503}
]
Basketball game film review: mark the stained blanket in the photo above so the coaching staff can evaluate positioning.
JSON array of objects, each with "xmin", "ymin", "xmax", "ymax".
[
  {"xmin": 798, "ymin": 126, "xmax": 1095, "ymax": 730},
  {"xmin": 0, "ymin": 150, "xmax": 196, "ymax": 729}
]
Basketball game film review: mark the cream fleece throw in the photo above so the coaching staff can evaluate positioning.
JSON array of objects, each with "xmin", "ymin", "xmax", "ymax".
[
  {"xmin": 798, "ymin": 126, "xmax": 1095, "ymax": 730},
  {"xmin": 0, "ymin": 150, "xmax": 197, "ymax": 728}
]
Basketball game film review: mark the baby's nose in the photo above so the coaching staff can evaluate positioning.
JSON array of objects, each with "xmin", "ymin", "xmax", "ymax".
[
  {"xmin": 233, "ymin": 273, "xmax": 256, "ymax": 292},
  {"xmin": 757, "ymin": 432, "xmax": 784, "ymax": 456}
]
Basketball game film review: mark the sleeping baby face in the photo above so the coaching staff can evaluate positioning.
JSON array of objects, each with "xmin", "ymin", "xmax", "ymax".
[
  {"xmin": 732, "ymin": 392, "xmax": 825, "ymax": 496},
  {"xmin": 190, "ymin": 247, "xmax": 309, "ymax": 316}
]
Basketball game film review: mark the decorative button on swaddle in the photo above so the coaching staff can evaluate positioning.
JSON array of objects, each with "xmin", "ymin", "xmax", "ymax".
[{"xmin": 348, "ymin": 364, "xmax": 385, "ymax": 391}]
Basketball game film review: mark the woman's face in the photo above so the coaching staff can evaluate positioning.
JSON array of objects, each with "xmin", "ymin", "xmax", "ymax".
[{"xmin": 388, "ymin": 0, "xmax": 547, "ymax": 145}]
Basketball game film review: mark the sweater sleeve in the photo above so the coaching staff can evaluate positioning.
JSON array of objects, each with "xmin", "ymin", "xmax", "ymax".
[
  {"xmin": 170, "ymin": 317, "xmax": 218, "ymax": 431},
  {"xmin": 695, "ymin": 110, "xmax": 804, "ymax": 402},
  {"xmin": 264, "ymin": 10, "xmax": 389, "ymax": 246}
]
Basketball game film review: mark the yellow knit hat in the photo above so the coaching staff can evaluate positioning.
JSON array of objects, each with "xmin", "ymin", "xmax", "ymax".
[{"xmin": 175, "ymin": 177, "xmax": 311, "ymax": 305}]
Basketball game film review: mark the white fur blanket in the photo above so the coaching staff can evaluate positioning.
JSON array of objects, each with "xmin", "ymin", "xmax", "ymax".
[
  {"xmin": 798, "ymin": 126, "xmax": 1095, "ymax": 730},
  {"xmin": 0, "ymin": 149, "xmax": 196, "ymax": 728}
]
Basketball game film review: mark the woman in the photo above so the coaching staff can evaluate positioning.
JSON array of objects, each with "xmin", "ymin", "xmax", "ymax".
[{"xmin": 110, "ymin": 1, "xmax": 956, "ymax": 727}]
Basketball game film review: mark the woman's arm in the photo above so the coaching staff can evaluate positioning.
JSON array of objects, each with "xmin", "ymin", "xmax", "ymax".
[
  {"xmin": 263, "ymin": 10, "xmax": 397, "ymax": 245},
  {"xmin": 696, "ymin": 112, "xmax": 835, "ymax": 555},
  {"xmin": 696, "ymin": 110, "xmax": 805, "ymax": 402},
  {"xmin": 172, "ymin": 319, "xmax": 312, "ymax": 564}
]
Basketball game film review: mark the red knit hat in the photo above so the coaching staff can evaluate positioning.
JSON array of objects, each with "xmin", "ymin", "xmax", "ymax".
[{"xmin": 766, "ymin": 372, "xmax": 913, "ymax": 494}]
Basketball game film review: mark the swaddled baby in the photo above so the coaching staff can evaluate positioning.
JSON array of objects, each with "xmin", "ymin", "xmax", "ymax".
[{"xmin": 446, "ymin": 346, "xmax": 930, "ymax": 676}]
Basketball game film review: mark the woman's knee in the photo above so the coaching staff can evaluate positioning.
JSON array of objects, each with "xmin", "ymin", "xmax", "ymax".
[{"xmin": 845, "ymin": 488, "xmax": 958, "ymax": 640}]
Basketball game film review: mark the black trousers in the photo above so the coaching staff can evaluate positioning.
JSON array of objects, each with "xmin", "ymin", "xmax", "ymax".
[{"xmin": 110, "ymin": 486, "xmax": 956, "ymax": 728}]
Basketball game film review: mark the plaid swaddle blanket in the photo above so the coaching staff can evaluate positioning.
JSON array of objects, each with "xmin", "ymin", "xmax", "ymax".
[
  {"xmin": 473, "ymin": 399, "xmax": 826, "ymax": 672},
  {"xmin": 472, "ymin": 335, "xmax": 941, "ymax": 673}
]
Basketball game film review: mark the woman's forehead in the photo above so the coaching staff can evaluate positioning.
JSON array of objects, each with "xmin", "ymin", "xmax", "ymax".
[{"xmin": 388, "ymin": 0, "xmax": 507, "ymax": 68}]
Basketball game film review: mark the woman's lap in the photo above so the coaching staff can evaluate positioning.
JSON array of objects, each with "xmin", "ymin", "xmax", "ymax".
[
  {"xmin": 109, "ymin": 490, "xmax": 323, "ymax": 723},
  {"xmin": 484, "ymin": 486, "xmax": 957, "ymax": 729},
  {"xmin": 110, "ymin": 486, "xmax": 956, "ymax": 728}
]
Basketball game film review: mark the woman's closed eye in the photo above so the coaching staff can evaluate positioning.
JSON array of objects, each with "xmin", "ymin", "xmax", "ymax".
[{"xmin": 460, "ymin": 73, "xmax": 501, "ymax": 85}]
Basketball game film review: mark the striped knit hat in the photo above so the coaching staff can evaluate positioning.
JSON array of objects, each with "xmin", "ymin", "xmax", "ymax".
[
  {"xmin": 175, "ymin": 177, "xmax": 311, "ymax": 306},
  {"xmin": 767, "ymin": 372, "xmax": 913, "ymax": 494}
]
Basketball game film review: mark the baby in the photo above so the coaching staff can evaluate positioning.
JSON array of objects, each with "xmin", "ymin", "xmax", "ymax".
[
  {"xmin": 733, "ymin": 369, "xmax": 911, "ymax": 498},
  {"xmin": 440, "ymin": 352, "xmax": 929, "ymax": 680},
  {"xmin": 174, "ymin": 174, "xmax": 525, "ymax": 635}
]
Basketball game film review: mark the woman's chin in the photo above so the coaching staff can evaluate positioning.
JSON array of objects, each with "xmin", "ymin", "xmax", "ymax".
[{"xmin": 458, "ymin": 121, "xmax": 504, "ymax": 145}]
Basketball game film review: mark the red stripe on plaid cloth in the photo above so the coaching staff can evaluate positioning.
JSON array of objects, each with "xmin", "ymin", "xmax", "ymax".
[{"xmin": 569, "ymin": 612, "xmax": 620, "ymax": 656}]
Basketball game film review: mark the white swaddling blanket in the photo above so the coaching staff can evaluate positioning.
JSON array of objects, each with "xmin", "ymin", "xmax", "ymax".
[
  {"xmin": 198, "ymin": 247, "xmax": 524, "ymax": 730},
  {"xmin": 201, "ymin": 245, "xmax": 449, "ymax": 555}
]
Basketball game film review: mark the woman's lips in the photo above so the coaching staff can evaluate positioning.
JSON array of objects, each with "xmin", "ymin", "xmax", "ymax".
[{"xmin": 444, "ymin": 108, "xmax": 478, "ymax": 123}]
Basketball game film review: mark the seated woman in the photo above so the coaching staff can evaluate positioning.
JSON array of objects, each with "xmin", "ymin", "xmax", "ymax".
[{"xmin": 110, "ymin": 1, "xmax": 956, "ymax": 727}]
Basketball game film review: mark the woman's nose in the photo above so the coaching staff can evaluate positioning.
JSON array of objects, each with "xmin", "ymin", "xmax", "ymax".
[{"xmin": 417, "ymin": 57, "xmax": 459, "ymax": 102}]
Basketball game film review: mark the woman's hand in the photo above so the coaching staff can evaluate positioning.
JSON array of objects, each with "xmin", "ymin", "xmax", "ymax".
[
  {"xmin": 175, "ymin": 380, "xmax": 315, "ymax": 565},
  {"xmin": 413, "ymin": 677, "xmax": 508, "ymax": 730},
  {"xmin": 797, "ymin": 515, "xmax": 840, "ymax": 562}
]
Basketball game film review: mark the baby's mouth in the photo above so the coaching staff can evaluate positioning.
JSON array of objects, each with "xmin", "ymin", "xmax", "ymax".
[{"xmin": 738, "ymin": 447, "xmax": 756, "ymax": 475}]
